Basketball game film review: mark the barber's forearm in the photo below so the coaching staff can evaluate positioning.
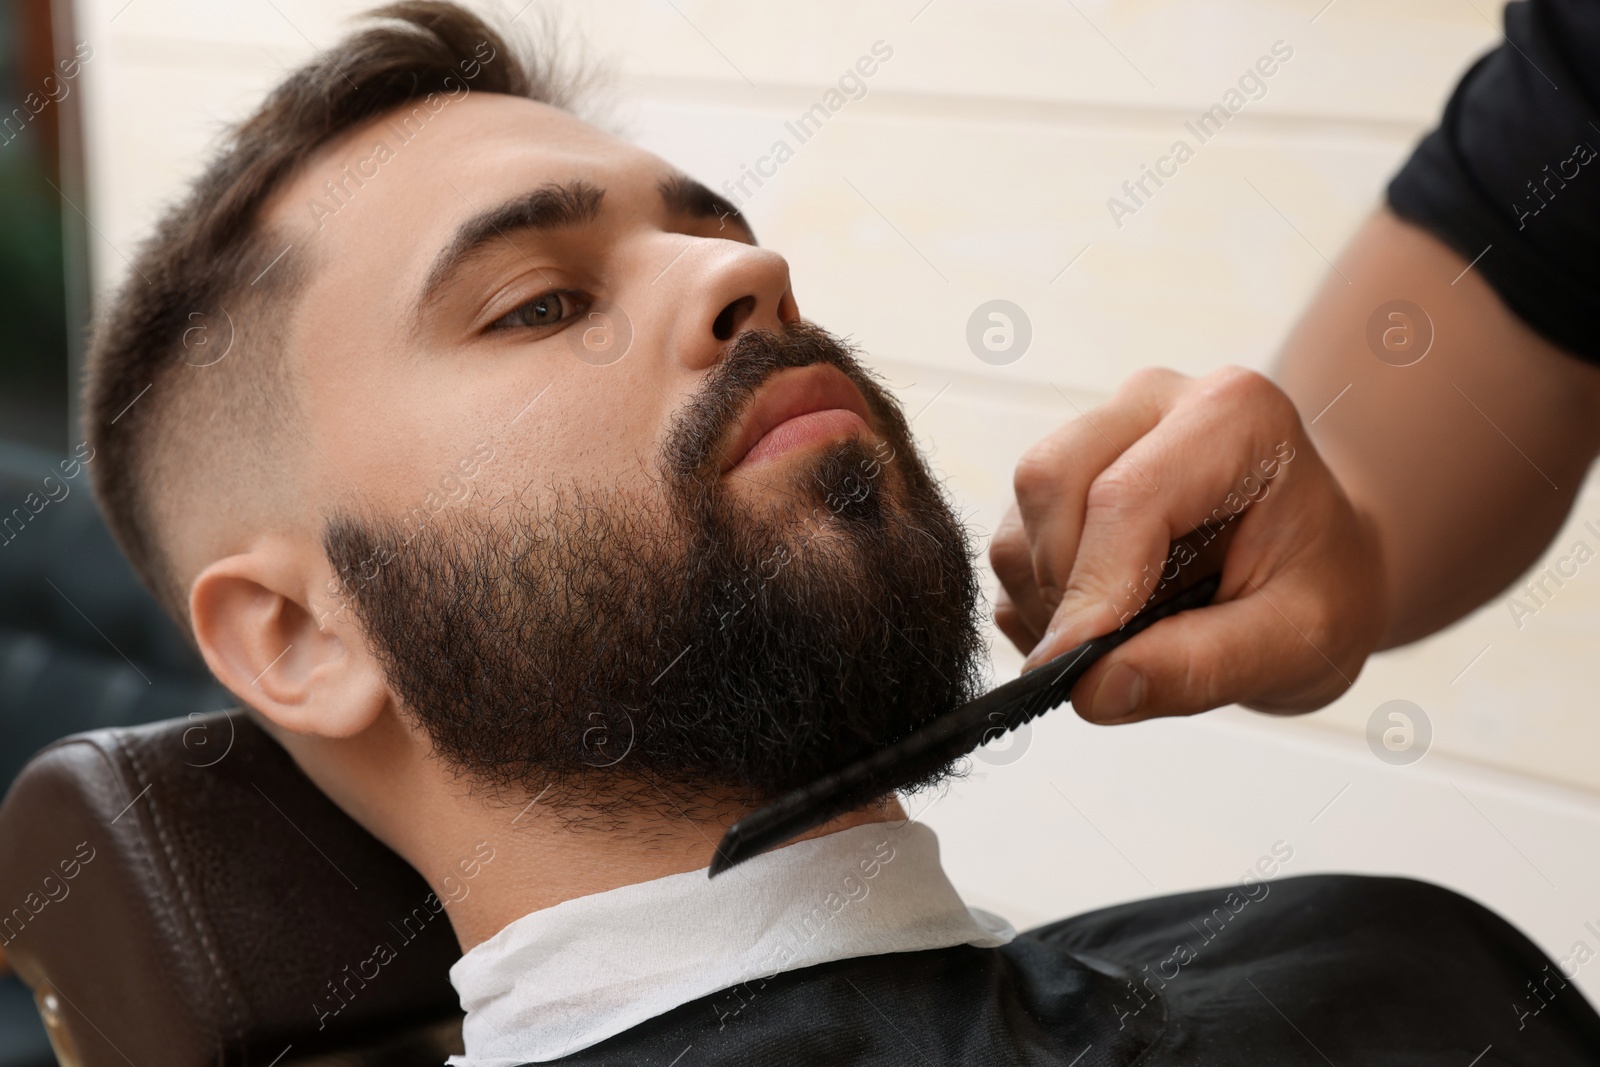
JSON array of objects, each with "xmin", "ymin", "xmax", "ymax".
[{"xmin": 1275, "ymin": 208, "xmax": 1600, "ymax": 649}]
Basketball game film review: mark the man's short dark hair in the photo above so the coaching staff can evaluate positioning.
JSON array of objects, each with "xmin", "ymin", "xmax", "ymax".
[{"xmin": 83, "ymin": 1, "xmax": 580, "ymax": 627}]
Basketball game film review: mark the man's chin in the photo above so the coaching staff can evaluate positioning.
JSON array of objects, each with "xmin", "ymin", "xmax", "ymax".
[{"xmin": 720, "ymin": 434, "xmax": 897, "ymax": 529}]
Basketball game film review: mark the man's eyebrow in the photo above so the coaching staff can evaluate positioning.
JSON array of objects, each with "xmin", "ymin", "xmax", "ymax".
[
  {"xmin": 658, "ymin": 173, "xmax": 756, "ymax": 242},
  {"xmin": 417, "ymin": 180, "xmax": 605, "ymax": 312}
]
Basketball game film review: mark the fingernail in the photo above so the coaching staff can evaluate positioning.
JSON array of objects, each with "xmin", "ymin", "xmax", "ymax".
[
  {"xmin": 1089, "ymin": 663, "xmax": 1144, "ymax": 721},
  {"xmin": 1023, "ymin": 629, "xmax": 1058, "ymax": 671}
]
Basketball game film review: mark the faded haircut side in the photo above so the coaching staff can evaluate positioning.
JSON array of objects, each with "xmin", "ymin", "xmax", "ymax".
[{"xmin": 83, "ymin": 0, "xmax": 585, "ymax": 629}]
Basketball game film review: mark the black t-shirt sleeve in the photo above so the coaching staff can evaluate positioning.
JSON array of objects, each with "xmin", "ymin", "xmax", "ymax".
[{"xmin": 1387, "ymin": 0, "xmax": 1600, "ymax": 363}]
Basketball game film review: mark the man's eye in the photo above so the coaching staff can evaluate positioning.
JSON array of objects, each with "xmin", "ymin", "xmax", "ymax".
[{"xmin": 489, "ymin": 290, "xmax": 588, "ymax": 331}]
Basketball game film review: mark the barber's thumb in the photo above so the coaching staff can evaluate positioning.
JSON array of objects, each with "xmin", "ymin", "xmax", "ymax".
[
  {"xmin": 1072, "ymin": 612, "xmax": 1248, "ymax": 723},
  {"xmin": 1077, "ymin": 661, "xmax": 1145, "ymax": 723},
  {"xmin": 1022, "ymin": 590, "xmax": 1124, "ymax": 670}
]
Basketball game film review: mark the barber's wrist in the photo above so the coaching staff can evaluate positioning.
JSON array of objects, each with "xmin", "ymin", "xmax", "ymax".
[{"xmin": 1339, "ymin": 491, "xmax": 1399, "ymax": 656}]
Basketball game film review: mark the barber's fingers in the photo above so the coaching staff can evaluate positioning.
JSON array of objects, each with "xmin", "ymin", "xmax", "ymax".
[
  {"xmin": 992, "ymin": 585, "xmax": 1039, "ymax": 656},
  {"xmin": 990, "ymin": 504, "xmax": 1051, "ymax": 651},
  {"xmin": 996, "ymin": 363, "xmax": 1384, "ymax": 718},
  {"xmin": 1023, "ymin": 367, "xmax": 1303, "ymax": 666},
  {"xmin": 1012, "ymin": 368, "xmax": 1189, "ymax": 618}
]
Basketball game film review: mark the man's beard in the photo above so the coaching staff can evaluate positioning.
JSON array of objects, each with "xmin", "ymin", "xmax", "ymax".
[{"xmin": 322, "ymin": 322, "xmax": 986, "ymax": 821}]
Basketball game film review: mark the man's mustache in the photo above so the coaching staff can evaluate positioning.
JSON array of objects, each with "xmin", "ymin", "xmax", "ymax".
[{"xmin": 661, "ymin": 321, "xmax": 901, "ymax": 486}]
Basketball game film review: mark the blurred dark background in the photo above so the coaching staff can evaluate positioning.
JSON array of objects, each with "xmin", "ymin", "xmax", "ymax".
[
  {"xmin": 1, "ymin": 0, "xmax": 68, "ymax": 455},
  {"xmin": 0, "ymin": 2, "xmax": 232, "ymax": 1063}
]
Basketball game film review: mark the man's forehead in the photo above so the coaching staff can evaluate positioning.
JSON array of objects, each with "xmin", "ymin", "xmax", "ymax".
[{"xmin": 267, "ymin": 93, "xmax": 661, "ymax": 251}]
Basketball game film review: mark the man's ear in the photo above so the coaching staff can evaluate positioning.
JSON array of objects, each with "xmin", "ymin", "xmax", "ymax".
[{"xmin": 189, "ymin": 537, "xmax": 389, "ymax": 739}]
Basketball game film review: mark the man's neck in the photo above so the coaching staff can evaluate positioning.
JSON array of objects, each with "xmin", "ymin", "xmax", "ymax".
[
  {"xmin": 275, "ymin": 706, "xmax": 908, "ymax": 953},
  {"xmin": 431, "ymin": 792, "xmax": 909, "ymax": 953}
]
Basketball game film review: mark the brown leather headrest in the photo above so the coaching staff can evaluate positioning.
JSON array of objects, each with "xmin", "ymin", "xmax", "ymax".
[{"xmin": 0, "ymin": 712, "xmax": 464, "ymax": 1066}]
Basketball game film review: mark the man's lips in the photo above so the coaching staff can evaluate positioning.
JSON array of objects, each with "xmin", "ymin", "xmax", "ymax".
[{"xmin": 722, "ymin": 364, "xmax": 876, "ymax": 473}]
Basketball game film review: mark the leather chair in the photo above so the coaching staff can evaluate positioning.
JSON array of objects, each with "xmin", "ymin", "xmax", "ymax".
[
  {"xmin": 0, "ymin": 712, "xmax": 465, "ymax": 1066},
  {"xmin": 0, "ymin": 443, "xmax": 463, "ymax": 1063}
]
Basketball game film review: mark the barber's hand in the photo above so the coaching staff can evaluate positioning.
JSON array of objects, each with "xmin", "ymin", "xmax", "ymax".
[{"xmin": 990, "ymin": 367, "xmax": 1386, "ymax": 722}]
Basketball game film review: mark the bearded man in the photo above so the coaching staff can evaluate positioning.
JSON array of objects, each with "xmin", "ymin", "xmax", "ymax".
[{"xmin": 82, "ymin": 3, "xmax": 1600, "ymax": 1063}]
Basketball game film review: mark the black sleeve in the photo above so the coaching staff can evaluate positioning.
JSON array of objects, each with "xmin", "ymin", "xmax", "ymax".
[{"xmin": 1387, "ymin": 0, "xmax": 1600, "ymax": 364}]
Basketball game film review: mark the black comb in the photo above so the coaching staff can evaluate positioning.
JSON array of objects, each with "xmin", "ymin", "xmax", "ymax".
[{"xmin": 709, "ymin": 545, "xmax": 1227, "ymax": 878}]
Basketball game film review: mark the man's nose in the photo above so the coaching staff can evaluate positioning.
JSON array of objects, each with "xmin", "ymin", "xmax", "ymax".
[{"xmin": 652, "ymin": 238, "xmax": 799, "ymax": 370}]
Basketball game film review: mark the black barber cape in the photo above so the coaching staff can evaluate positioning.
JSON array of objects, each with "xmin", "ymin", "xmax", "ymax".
[{"xmin": 549, "ymin": 875, "xmax": 1600, "ymax": 1065}]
